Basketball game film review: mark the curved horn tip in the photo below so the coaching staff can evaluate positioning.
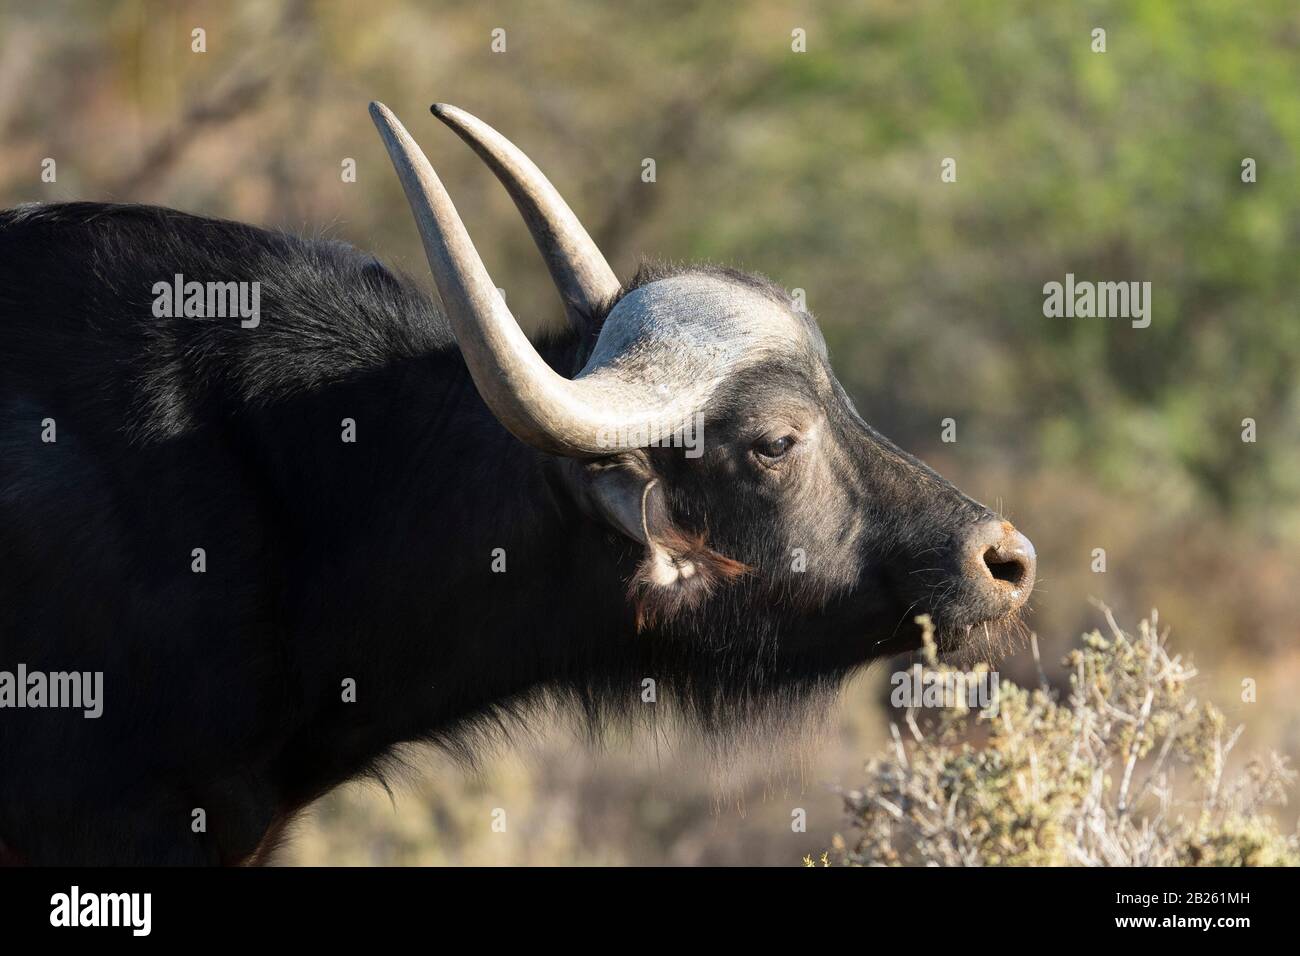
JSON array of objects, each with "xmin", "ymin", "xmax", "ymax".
[
  {"xmin": 368, "ymin": 101, "xmax": 396, "ymax": 125},
  {"xmin": 430, "ymin": 103, "xmax": 474, "ymax": 128}
]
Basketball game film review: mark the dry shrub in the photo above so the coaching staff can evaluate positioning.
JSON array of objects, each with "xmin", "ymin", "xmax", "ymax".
[{"xmin": 826, "ymin": 609, "xmax": 1298, "ymax": 867}]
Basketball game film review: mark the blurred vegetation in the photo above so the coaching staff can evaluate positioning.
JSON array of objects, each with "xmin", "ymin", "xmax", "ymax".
[{"xmin": 1, "ymin": 0, "xmax": 1296, "ymax": 864}]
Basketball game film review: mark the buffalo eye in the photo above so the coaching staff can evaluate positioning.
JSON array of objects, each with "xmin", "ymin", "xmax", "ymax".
[{"xmin": 753, "ymin": 435, "xmax": 796, "ymax": 461}]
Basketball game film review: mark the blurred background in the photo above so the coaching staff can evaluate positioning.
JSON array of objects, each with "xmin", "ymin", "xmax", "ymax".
[{"xmin": 2, "ymin": 0, "xmax": 1297, "ymax": 864}]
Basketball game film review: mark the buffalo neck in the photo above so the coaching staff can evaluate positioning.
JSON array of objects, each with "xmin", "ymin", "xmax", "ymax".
[{"xmin": 252, "ymin": 335, "xmax": 634, "ymax": 806}]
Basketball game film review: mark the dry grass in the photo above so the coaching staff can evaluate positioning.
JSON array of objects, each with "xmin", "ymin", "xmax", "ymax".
[{"xmin": 827, "ymin": 609, "xmax": 1298, "ymax": 866}]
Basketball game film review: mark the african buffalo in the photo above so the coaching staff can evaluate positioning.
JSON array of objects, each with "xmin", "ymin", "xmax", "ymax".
[{"xmin": 0, "ymin": 102, "xmax": 1034, "ymax": 864}]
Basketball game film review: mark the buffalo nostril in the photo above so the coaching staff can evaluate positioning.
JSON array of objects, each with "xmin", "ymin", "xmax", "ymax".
[
  {"xmin": 983, "ymin": 546, "xmax": 1027, "ymax": 586},
  {"xmin": 963, "ymin": 521, "xmax": 1036, "ymax": 614}
]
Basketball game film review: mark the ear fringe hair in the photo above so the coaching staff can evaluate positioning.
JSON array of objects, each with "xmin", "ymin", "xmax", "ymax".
[{"xmin": 629, "ymin": 527, "xmax": 749, "ymax": 631}]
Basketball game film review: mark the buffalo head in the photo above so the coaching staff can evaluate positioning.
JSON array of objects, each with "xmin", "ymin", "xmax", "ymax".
[{"xmin": 370, "ymin": 102, "xmax": 1035, "ymax": 710}]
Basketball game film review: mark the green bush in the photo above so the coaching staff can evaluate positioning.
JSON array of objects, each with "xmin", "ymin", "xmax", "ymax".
[{"xmin": 825, "ymin": 610, "xmax": 1297, "ymax": 866}]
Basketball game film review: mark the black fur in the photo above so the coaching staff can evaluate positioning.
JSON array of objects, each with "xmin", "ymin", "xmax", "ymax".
[{"xmin": 0, "ymin": 202, "xmax": 1012, "ymax": 864}]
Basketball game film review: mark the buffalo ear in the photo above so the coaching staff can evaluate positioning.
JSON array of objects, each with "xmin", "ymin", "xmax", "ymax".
[{"xmin": 573, "ymin": 457, "xmax": 748, "ymax": 628}]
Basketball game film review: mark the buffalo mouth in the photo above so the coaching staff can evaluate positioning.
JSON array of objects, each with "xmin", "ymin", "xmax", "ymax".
[{"xmin": 867, "ymin": 579, "xmax": 1031, "ymax": 666}]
